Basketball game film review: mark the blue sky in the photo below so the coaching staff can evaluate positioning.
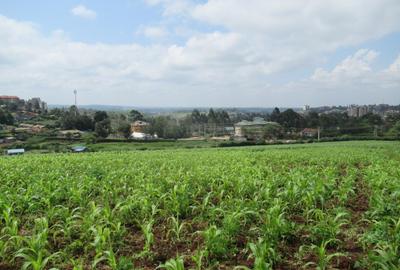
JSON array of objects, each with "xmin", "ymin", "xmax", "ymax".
[{"xmin": 0, "ymin": 0, "xmax": 399, "ymax": 107}]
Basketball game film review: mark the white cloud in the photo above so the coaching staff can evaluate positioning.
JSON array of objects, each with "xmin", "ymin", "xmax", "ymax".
[
  {"xmin": 138, "ymin": 26, "xmax": 168, "ymax": 39},
  {"xmin": 1, "ymin": 0, "xmax": 400, "ymax": 106},
  {"xmin": 144, "ymin": 0, "xmax": 193, "ymax": 16},
  {"xmin": 71, "ymin": 5, "xmax": 97, "ymax": 20},
  {"xmin": 274, "ymin": 50, "xmax": 400, "ymax": 106},
  {"xmin": 388, "ymin": 55, "xmax": 400, "ymax": 75},
  {"xmin": 311, "ymin": 49, "xmax": 379, "ymax": 82}
]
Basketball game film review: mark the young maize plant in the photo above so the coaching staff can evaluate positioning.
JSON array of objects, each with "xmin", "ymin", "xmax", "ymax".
[
  {"xmin": 307, "ymin": 209, "xmax": 349, "ymax": 245},
  {"xmin": 202, "ymin": 225, "xmax": 229, "ymax": 258},
  {"xmin": 0, "ymin": 205, "xmax": 21, "ymax": 261},
  {"xmin": 158, "ymin": 256, "xmax": 185, "ymax": 270},
  {"xmin": 191, "ymin": 249, "xmax": 208, "ymax": 270},
  {"xmin": 15, "ymin": 218, "xmax": 60, "ymax": 270},
  {"xmin": 0, "ymin": 141, "xmax": 399, "ymax": 269},
  {"xmin": 247, "ymin": 238, "xmax": 277, "ymax": 270},
  {"xmin": 302, "ymin": 240, "xmax": 346, "ymax": 270},
  {"xmin": 139, "ymin": 218, "xmax": 154, "ymax": 257},
  {"xmin": 167, "ymin": 216, "xmax": 188, "ymax": 242}
]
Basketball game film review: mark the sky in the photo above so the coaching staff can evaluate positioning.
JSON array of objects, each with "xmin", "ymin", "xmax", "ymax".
[{"xmin": 0, "ymin": 0, "xmax": 400, "ymax": 107}]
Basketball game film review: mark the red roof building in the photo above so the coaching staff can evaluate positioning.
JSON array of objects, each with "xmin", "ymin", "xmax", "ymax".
[{"xmin": 0, "ymin": 96, "xmax": 20, "ymax": 102}]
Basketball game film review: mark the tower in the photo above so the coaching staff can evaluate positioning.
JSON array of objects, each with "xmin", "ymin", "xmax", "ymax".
[{"xmin": 73, "ymin": 90, "xmax": 78, "ymax": 107}]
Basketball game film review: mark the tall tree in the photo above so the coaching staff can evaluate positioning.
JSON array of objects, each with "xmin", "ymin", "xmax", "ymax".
[
  {"xmin": 278, "ymin": 109, "xmax": 305, "ymax": 129},
  {"xmin": 94, "ymin": 111, "xmax": 108, "ymax": 123},
  {"xmin": 0, "ymin": 109, "xmax": 14, "ymax": 125},
  {"xmin": 95, "ymin": 119, "xmax": 112, "ymax": 138},
  {"xmin": 270, "ymin": 107, "xmax": 281, "ymax": 122},
  {"xmin": 129, "ymin": 109, "xmax": 144, "ymax": 122}
]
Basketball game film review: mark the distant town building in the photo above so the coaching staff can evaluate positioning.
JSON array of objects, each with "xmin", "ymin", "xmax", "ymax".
[
  {"xmin": 347, "ymin": 105, "xmax": 370, "ymax": 118},
  {"xmin": 303, "ymin": 105, "xmax": 310, "ymax": 111},
  {"xmin": 0, "ymin": 96, "xmax": 20, "ymax": 103},
  {"xmin": 26, "ymin": 97, "xmax": 48, "ymax": 113}
]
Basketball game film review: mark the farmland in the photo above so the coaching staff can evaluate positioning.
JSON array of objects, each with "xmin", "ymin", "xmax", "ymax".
[{"xmin": 0, "ymin": 141, "xmax": 400, "ymax": 269}]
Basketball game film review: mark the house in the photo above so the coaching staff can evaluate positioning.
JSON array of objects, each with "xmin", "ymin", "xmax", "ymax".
[
  {"xmin": 16, "ymin": 124, "xmax": 46, "ymax": 134},
  {"xmin": 59, "ymin": 130, "xmax": 84, "ymax": 139},
  {"xmin": 4, "ymin": 137, "xmax": 16, "ymax": 143},
  {"xmin": 130, "ymin": 121, "xmax": 157, "ymax": 140},
  {"xmin": 6, "ymin": 149, "xmax": 25, "ymax": 155},
  {"xmin": 131, "ymin": 121, "xmax": 149, "ymax": 133},
  {"xmin": 234, "ymin": 117, "xmax": 276, "ymax": 141},
  {"xmin": 71, "ymin": 146, "xmax": 88, "ymax": 153},
  {"xmin": 301, "ymin": 128, "xmax": 318, "ymax": 138},
  {"xmin": 14, "ymin": 111, "xmax": 38, "ymax": 121}
]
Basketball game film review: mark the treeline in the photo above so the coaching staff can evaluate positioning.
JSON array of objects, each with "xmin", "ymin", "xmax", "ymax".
[{"xmin": 2, "ymin": 105, "xmax": 400, "ymax": 139}]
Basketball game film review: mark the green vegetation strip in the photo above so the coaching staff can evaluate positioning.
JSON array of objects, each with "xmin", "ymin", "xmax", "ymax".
[{"xmin": 0, "ymin": 141, "xmax": 399, "ymax": 269}]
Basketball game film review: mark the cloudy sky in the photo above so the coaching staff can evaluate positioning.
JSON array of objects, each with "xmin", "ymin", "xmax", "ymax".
[{"xmin": 1, "ymin": 0, "xmax": 400, "ymax": 107}]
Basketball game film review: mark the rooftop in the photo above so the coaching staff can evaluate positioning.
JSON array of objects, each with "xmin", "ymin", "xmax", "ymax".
[
  {"xmin": 235, "ymin": 117, "xmax": 273, "ymax": 126},
  {"xmin": 0, "ymin": 95, "xmax": 19, "ymax": 100},
  {"xmin": 71, "ymin": 146, "xmax": 87, "ymax": 152},
  {"xmin": 132, "ymin": 121, "xmax": 149, "ymax": 126},
  {"xmin": 7, "ymin": 149, "xmax": 25, "ymax": 154}
]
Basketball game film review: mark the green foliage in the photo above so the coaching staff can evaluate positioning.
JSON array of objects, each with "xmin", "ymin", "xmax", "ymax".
[
  {"xmin": 248, "ymin": 238, "xmax": 277, "ymax": 270},
  {"xmin": 158, "ymin": 256, "xmax": 185, "ymax": 270},
  {"xmin": 302, "ymin": 240, "xmax": 346, "ymax": 270},
  {"xmin": 0, "ymin": 141, "xmax": 399, "ymax": 268},
  {"xmin": 95, "ymin": 119, "xmax": 112, "ymax": 138},
  {"xmin": 0, "ymin": 108, "xmax": 14, "ymax": 125}
]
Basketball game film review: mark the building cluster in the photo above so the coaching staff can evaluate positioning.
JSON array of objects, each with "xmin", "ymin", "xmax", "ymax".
[
  {"xmin": 0, "ymin": 95, "xmax": 48, "ymax": 113},
  {"xmin": 15, "ymin": 123, "xmax": 46, "ymax": 134},
  {"xmin": 347, "ymin": 105, "xmax": 370, "ymax": 118}
]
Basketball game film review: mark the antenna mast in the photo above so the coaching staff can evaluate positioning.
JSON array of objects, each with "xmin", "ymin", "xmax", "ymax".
[{"xmin": 74, "ymin": 90, "xmax": 78, "ymax": 107}]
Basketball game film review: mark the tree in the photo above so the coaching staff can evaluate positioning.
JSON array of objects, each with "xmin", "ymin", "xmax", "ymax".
[
  {"xmin": 306, "ymin": 111, "xmax": 320, "ymax": 127},
  {"xmin": 129, "ymin": 109, "xmax": 144, "ymax": 122},
  {"xmin": 0, "ymin": 109, "xmax": 14, "ymax": 125},
  {"xmin": 94, "ymin": 111, "xmax": 108, "ymax": 123},
  {"xmin": 95, "ymin": 119, "xmax": 111, "ymax": 138},
  {"xmin": 263, "ymin": 123, "xmax": 283, "ymax": 139},
  {"xmin": 60, "ymin": 107, "xmax": 94, "ymax": 131},
  {"xmin": 146, "ymin": 116, "xmax": 186, "ymax": 139},
  {"xmin": 270, "ymin": 107, "xmax": 281, "ymax": 122},
  {"xmin": 388, "ymin": 121, "xmax": 400, "ymax": 137},
  {"xmin": 208, "ymin": 109, "xmax": 217, "ymax": 124},
  {"xmin": 361, "ymin": 113, "xmax": 383, "ymax": 126},
  {"xmin": 278, "ymin": 109, "xmax": 305, "ymax": 129},
  {"xmin": 75, "ymin": 114, "xmax": 94, "ymax": 131},
  {"xmin": 117, "ymin": 122, "xmax": 132, "ymax": 139}
]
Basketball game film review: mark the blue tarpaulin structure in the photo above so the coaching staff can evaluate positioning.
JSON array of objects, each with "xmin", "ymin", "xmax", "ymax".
[{"xmin": 71, "ymin": 146, "xmax": 87, "ymax": 153}]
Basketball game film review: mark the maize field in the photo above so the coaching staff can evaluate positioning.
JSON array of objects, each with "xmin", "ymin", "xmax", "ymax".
[{"xmin": 0, "ymin": 141, "xmax": 400, "ymax": 269}]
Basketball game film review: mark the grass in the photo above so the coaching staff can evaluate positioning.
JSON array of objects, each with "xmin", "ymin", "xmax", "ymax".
[{"xmin": 0, "ymin": 141, "xmax": 400, "ymax": 269}]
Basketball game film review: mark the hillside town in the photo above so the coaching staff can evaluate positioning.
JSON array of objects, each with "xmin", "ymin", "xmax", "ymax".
[{"xmin": 1, "ymin": 94, "xmax": 400, "ymax": 154}]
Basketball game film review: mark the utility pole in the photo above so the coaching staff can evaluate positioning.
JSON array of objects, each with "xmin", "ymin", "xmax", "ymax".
[{"xmin": 317, "ymin": 126, "xmax": 321, "ymax": 142}]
